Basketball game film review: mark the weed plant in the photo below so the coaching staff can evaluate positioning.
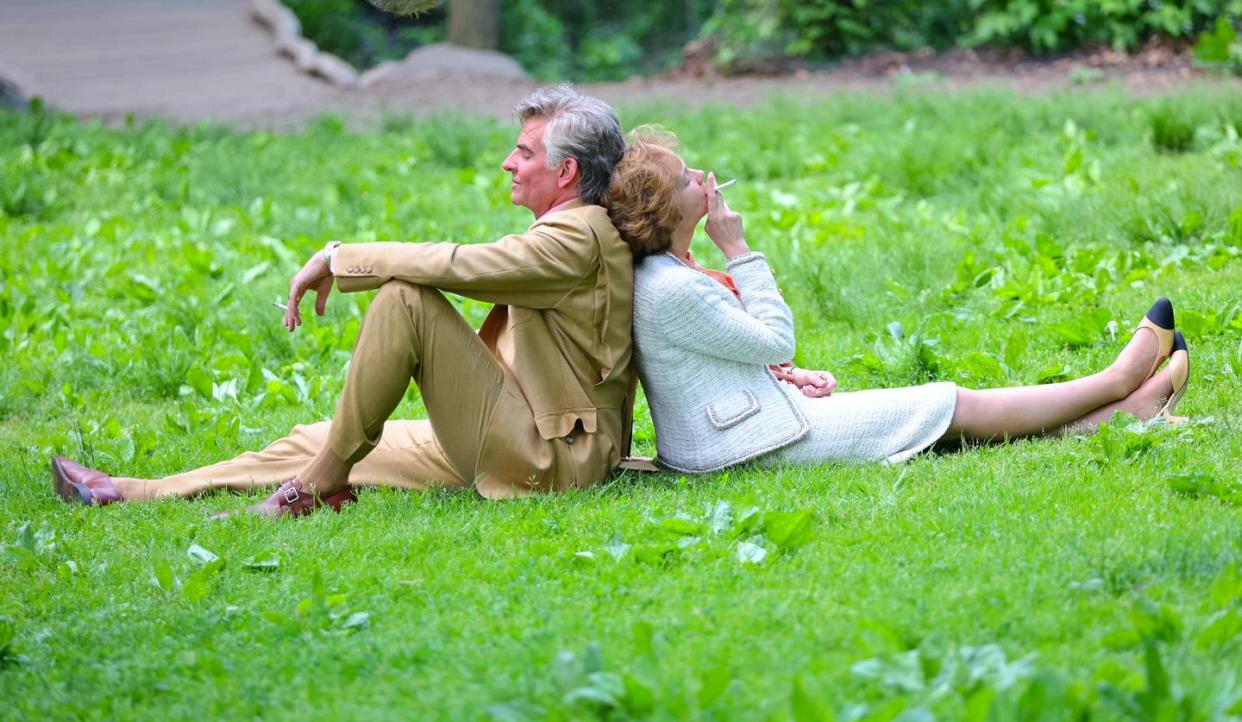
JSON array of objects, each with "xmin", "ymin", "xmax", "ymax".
[{"xmin": 1, "ymin": 87, "xmax": 1241, "ymax": 720}]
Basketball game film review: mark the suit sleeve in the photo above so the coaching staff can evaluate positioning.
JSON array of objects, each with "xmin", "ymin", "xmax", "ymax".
[
  {"xmin": 654, "ymin": 253, "xmax": 796, "ymax": 365},
  {"xmin": 331, "ymin": 214, "xmax": 597, "ymax": 309}
]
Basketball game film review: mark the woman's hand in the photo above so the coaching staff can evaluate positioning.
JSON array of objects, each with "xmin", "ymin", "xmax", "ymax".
[
  {"xmin": 773, "ymin": 365, "xmax": 838, "ymax": 398},
  {"xmin": 285, "ymin": 250, "xmax": 334, "ymax": 332},
  {"xmin": 704, "ymin": 172, "xmax": 749, "ymax": 259}
]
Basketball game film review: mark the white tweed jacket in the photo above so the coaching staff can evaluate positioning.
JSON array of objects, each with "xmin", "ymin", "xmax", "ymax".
[{"xmin": 633, "ymin": 251, "xmax": 809, "ymax": 472}]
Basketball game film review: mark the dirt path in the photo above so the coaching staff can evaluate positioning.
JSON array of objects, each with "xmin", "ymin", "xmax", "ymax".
[
  {"xmin": 2, "ymin": 0, "xmax": 1238, "ymax": 131},
  {"xmin": 0, "ymin": 0, "xmax": 341, "ymax": 126}
]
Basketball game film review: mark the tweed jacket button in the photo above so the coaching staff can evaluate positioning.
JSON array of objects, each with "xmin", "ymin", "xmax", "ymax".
[{"xmin": 564, "ymin": 434, "xmax": 575, "ymax": 445}]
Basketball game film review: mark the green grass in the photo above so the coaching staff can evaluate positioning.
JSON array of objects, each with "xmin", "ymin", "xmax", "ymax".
[{"xmin": 2, "ymin": 86, "xmax": 1242, "ymax": 720}]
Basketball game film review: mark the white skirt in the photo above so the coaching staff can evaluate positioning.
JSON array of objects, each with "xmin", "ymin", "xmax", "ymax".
[{"xmin": 757, "ymin": 381, "xmax": 958, "ymax": 466}]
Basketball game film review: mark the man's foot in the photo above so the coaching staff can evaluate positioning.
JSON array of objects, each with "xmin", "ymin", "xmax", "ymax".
[
  {"xmin": 50, "ymin": 456, "xmax": 123, "ymax": 505},
  {"xmin": 213, "ymin": 478, "xmax": 356, "ymax": 520}
]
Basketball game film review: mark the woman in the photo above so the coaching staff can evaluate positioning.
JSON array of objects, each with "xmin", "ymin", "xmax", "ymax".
[{"xmin": 602, "ymin": 129, "xmax": 1189, "ymax": 473}]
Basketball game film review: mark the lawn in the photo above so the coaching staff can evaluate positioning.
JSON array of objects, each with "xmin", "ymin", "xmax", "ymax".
[{"xmin": 1, "ymin": 85, "xmax": 1241, "ymax": 721}]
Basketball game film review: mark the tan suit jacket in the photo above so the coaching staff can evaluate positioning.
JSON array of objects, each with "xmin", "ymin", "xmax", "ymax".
[{"xmin": 332, "ymin": 201, "xmax": 634, "ymax": 496}]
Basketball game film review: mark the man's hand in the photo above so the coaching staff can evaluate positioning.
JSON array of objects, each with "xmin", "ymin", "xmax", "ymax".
[
  {"xmin": 773, "ymin": 365, "xmax": 838, "ymax": 398},
  {"xmin": 285, "ymin": 250, "xmax": 334, "ymax": 332}
]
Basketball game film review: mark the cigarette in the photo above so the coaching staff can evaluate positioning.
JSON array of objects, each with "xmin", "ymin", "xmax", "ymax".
[
  {"xmin": 713, "ymin": 179, "xmax": 737, "ymax": 192},
  {"xmin": 273, "ymin": 301, "xmax": 288, "ymax": 311}
]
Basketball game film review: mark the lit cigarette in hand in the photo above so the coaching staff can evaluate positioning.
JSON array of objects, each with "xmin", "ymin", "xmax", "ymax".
[
  {"xmin": 273, "ymin": 301, "xmax": 288, "ymax": 311},
  {"xmin": 713, "ymin": 179, "xmax": 737, "ymax": 192}
]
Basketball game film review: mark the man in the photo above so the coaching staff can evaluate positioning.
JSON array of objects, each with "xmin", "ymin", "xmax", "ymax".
[{"xmin": 51, "ymin": 84, "xmax": 635, "ymax": 515}]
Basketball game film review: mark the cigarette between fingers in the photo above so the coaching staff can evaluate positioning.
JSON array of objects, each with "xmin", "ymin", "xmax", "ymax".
[
  {"xmin": 273, "ymin": 301, "xmax": 288, "ymax": 311},
  {"xmin": 713, "ymin": 179, "xmax": 737, "ymax": 192}
]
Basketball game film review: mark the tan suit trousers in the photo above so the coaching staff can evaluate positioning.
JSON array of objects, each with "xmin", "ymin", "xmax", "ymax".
[{"xmin": 114, "ymin": 281, "xmax": 512, "ymax": 500}]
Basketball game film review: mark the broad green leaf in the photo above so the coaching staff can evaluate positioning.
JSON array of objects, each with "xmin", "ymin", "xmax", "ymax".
[
  {"xmin": 604, "ymin": 533, "xmax": 630, "ymax": 561},
  {"xmin": 963, "ymin": 686, "xmax": 995, "ymax": 722},
  {"xmin": 852, "ymin": 650, "xmax": 925, "ymax": 693},
  {"xmin": 1194, "ymin": 17, "xmax": 1238, "ymax": 64},
  {"xmin": 564, "ymin": 671, "xmax": 623, "ymax": 709},
  {"xmin": 1210, "ymin": 564, "xmax": 1242, "ymax": 608},
  {"xmin": 622, "ymin": 672, "xmax": 655, "ymax": 714},
  {"xmin": 243, "ymin": 555, "xmax": 281, "ymax": 572},
  {"xmin": 657, "ymin": 515, "xmax": 705, "ymax": 537},
  {"xmin": 632, "ymin": 620, "xmax": 655, "ymax": 658},
  {"xmin": 186, "ymin": 543, "xmax": 219, "ymax": 565},
  {"xmin": 706, "ymin": 500, "xmax": 733, "ymax": 534},
  {"xmin": 1138, "ymin": 641, "xmax": 1172, "ymax": 720},
  {"xmin": 731, "ymin": 506, "xmax": 763, "ymax": 537},
  {"xmin": 582, "ymin": 642, "xmax": 604, "ymax": 674},
  {"xmin": 853, "ymin": 619, "xmax": 905, "ymax": 657},
  {"xmin": 1003, "ymin": 330, "xmax": 1028, "ymax": 370},
  {"xmin": 698, "ymin": 663, "xmax": 731, "ymax": 706},
  {"xmin": 895, "ymin": 707, "xmax": 934, "ymax": 722},
  {"xmin": 764, "ymin": 510, "xmax": 814, "ymax": 549},
  {"xmin": 632, "ymin": 543, "xmax": 678, "ymax": 564},
  {"xmin": 0, "ymin": 617, "xmax": 15, "ymax": 669},
  {"xmin": 1128, "ymin": 599, "xmax": 1182, "ymax": 643},
  {"xmin": 791, "ymin": 675, "xmax": 834, "ymax": 722},
  {"xmin": 183, "ymin": 559, "xmax": 224, "ymax": 603},
  {"xmin": 857, "ymin": 698, "xmax": 906, "ymax": 722},
  {"xmin": 737, "ymin": 538, "xmax": 768, "ymax": 565},
  {"xmin": 151, "ymin": 558, "xmax": 177, "ymax": 593},
  {"xmin": 1196, "ymin": 610, "xmax": 1242, "ymax": 650},
  {"xmin": 340, "ymin": 611, "xmax": 371, "ymax": 632},
  {"xmin": 185, "ymin": 365, "xmax": 213, "ymax": 399}
]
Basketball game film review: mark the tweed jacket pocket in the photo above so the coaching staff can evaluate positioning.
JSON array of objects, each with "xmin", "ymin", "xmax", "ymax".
[{"xmin": 705, "ymin": 390, "xmax": 760, "ymax": 430}]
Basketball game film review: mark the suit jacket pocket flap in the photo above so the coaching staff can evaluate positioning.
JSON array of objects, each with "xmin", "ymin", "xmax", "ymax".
[
  {"xmin": 705, "ymin": 391, "xmax": 760, "ymax": 430},
  {"xmin": 534, "ymin": 409, "xmax": 598, "ymax": 440}
]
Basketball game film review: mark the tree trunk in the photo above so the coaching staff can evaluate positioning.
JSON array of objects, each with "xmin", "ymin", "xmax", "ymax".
[{"xmin": 447, "ymin": 0, "xmax": 498, "ymax": 50}]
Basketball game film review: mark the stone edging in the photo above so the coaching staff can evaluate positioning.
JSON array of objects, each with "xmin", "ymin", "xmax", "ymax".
[
  {"xmin": 0, "ymin": 60, "xmax": 40, "ymax": 109},
  {"xmin": 250, "ymin": 0, "xmax": 364, "ymax": 88}
]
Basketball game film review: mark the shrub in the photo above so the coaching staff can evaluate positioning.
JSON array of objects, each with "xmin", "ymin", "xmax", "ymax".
[
  {"xmin": 283, "ymin": 0, "xmax": 437, "ymax": 68},
  {"xmin": 1148, "ymin": 103, "xmax": 1197, "ymax": 154},
  {"xmin": 704, "ymin": 0, "xmax": 1242, "ymax": 68},
  {"xmin": 1194, "ymin": 17, "xmax": 1242, "ymax": 74},
  {"xmin": 283, "ymin": 0, "xmax": 711, "ymax": 81},
  {"xmin": 285, "ymin": 0, "xmax": 1242, "ymax": 79}
]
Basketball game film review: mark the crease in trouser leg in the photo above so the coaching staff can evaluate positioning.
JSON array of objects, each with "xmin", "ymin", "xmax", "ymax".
[{"xmin": 301, "ymin": 282, "xmax": 423, "ymax": 492}]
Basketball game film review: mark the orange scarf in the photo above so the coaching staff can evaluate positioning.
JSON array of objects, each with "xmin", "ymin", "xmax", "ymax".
[{"xmin": 681, "ymin": 251, "xmax": 741, "ymax": 300}]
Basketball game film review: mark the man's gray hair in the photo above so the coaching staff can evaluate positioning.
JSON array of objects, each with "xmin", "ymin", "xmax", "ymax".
[{"xmin": 514, "ymin": 84, "xmax": 625, "ymax": 205}]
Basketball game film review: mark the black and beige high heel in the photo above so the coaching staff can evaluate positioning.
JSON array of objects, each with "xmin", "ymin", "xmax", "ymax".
[
  {"xmin": 1157, "ymin": 331, "xmax": 1190, "ymax": 422},
  {"xmin": 1131, "ymin": 297, "xmax": 1176, "ymax": 382}
]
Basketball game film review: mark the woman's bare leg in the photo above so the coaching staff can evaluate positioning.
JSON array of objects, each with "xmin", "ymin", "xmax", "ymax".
[
  {"xmin": 945, "ymin": 327, "xmax": 1161, "ymax": 441},
  {"xmin": 1049, "ymin": 368, "xmax": 1174, "ymax": 437}
]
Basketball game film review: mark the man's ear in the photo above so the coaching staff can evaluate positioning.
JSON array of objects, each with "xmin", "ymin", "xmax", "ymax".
[{"xmin": 557, "ymin": 157, "xmax": 579, "ymax": 190}]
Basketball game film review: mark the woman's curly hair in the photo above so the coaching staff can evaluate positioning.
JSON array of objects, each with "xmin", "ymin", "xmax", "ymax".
[{"xmin": 601, "ymin": 126, "xmax": 683, "ymax": 260}]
